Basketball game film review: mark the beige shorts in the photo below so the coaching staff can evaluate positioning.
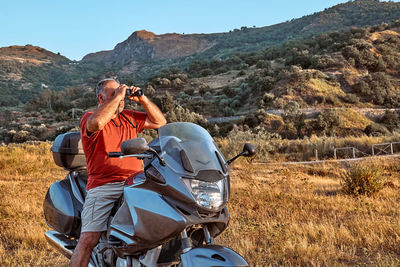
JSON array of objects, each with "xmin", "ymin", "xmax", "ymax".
[{"xmin": 81, "ymin": 182, "xmax": 125, "ymax": 233}]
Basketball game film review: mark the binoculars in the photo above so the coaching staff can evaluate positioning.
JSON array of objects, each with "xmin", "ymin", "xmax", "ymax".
[{"xmin": 126, "ymin": 88, "xmax": 143, "ymax": 97}]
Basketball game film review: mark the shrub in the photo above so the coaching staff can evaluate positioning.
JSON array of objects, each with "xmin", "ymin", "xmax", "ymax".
[
  {"xmin": 146, "ymin": 84, "xmax": 156, "ymax": 97},
  {"xmin": 201, "ymin": 69, "xmax": 213, "ymax": 77},
  {"xmin": 12, "ymin": 130, "xmax": 33, "ymax": 143},
  {"xmin": 342, "ymin": 93, "xmax": 360, "ymax": 104},
  {"xmin": 160, "ymin": 92, "xmax": 175, "ymax": 113},
  {"xmin": 246, "ymin": 70, "xmax": 275, "ymax": 93},
  {"xmin": 283, "ymin": 101, "xmax": 306, "ymax": 137},
  {"xmin": 222, "ymin": 86, "xmax": 234, "ymax": 97},
  {"xmin": 237, "ymin": 70, "xmax": 246, "ymax": 76},
  {"xmin": 165, "ymin": 105, "xmax": 207, "ymax": 125},
  {"xmin": 341, "ymin": 163, "xmax": 385, "ymax": 197},
  {"xmin": 364, "ymin": 123, "xmax": 390, "ymax": 136},
  {"xmin": 379, "ymin": 110, "xmax": 400, "ymax": 131},
  {"xmin": 155, "ymin": 78, "xmax": 171, "ymax": 87},
  {"xmin": 256, "ymin": 60, "xmax": 271, "ymax": 69},
  {"xmin": 184, "ymin": 88, "xmax": 195, "ymax": 96},
  {"xmin": 316, "ymin": 109, "xmax": 342, "ymax": 136},
  {"xmin": 352, "ymin": 73, "xmax": 396, "ymax": 106},
  {"xmin": 223, "ymin": 107, "xmax": 234, "ymax": 116},
  {"xmin": 171, "ymin": 78, "xmax": 184, "ymax": 89},
  {"xmin": 198, "ymin": 84, "xmax": 210, "ymax": 95}
]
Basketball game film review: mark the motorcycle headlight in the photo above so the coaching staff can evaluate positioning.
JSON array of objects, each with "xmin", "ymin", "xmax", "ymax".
[{"xmin": 183, "ymin": 178, "xmax": 226, "ymax": 211}]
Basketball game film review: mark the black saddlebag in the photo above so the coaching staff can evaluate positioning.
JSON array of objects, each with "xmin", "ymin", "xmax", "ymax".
[{"xmin": 43, "ymin": 172, "xmax": 87, "ymax": 237}]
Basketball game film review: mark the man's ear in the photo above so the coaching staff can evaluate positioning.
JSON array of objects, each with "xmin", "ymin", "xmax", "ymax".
[{"xmin": 97, "ymin": 93, "xmax": 104, "ymax": 104}]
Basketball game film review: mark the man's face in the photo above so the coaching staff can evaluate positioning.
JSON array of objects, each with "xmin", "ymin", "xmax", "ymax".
[{"xmin": 99, "ymin": 80, "xmax": 124, "ymax": 114}]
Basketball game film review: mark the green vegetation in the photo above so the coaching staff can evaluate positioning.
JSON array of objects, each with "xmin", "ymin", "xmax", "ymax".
[
  {"xmin": 3, "ymin": 1, "xmax": 400, "ymax": 157},
  {"xmin": 196, "ymin": 0, "xmax": 400, "ymax": 59},
  {"xmin": 0, "ymin": 45, "xmax": 107, "ymax": 106}
]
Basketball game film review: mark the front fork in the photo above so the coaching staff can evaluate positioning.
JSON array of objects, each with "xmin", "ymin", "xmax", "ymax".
[
  {"xmin": 180, "ymin": 225, "xmax": 214, "ymax": 253},
  {"xmin": 179, "ymin": 225, "xmax": 248, "ymax": 267}
]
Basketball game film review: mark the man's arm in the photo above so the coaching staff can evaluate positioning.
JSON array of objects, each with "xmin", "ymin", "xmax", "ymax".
[
  {"xmin": 87, "ymin": 85, "xmax": 127, "ymax": 133},
  {"xmin": 138, "ymin": 96, "xmax": 167, "ymax": 129}
]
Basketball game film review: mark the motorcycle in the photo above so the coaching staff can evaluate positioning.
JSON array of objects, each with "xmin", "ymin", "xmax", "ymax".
[{"xmin": 44, "ymin": 122, "xmax": 256, "ymax": 266}]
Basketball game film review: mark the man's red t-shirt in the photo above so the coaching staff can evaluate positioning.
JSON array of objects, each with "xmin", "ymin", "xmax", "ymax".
[{"xmin": 80, "ymin": 110, "xmax": 147, "ymax": 190}]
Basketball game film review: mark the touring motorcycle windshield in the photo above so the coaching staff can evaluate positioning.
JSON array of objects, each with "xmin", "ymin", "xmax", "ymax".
[{"xmin": 158, "ymin": 122, "xmax": 227, "ymax": 176}]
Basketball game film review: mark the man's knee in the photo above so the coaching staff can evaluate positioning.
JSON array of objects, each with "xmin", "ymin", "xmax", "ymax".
[{"xmin": 78, "ymin": 232, "xmax": 101, "ymax": 249}]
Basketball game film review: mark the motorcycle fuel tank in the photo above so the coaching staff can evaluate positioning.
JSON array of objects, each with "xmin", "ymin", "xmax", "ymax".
[{"xmin": 109, "ymin": 185, "xmax": 187, "ymax": 254}]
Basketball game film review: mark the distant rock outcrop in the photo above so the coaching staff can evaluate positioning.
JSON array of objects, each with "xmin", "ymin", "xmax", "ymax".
[{"xmin": 82, "ymin": 30, "xmax": 212, "ymax": 66}]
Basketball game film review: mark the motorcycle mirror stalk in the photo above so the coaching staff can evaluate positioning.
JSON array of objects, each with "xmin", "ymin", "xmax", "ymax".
[
  {"xmin": 226, "ymin": 143, "xmax": 257, "ymax": 165},
  {"xmin": 120, "ymin": 137, "xmax": 167, "ymax": 166}
]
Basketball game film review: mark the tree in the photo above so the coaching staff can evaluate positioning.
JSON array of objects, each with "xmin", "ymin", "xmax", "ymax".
[
  {"xmin": 316, "ymin": 109, "xmax": 342, "ymax": 136},
  {"xmin": 282, "ymin": 101, "xmax": 306, "ymax": 138}
]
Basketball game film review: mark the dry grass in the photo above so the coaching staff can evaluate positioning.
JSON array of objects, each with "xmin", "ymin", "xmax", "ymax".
[
  {"xmin": 1, "ymin": 143, "xmax": 400, "ymax": 266},
  {"xmin": 336, "ymin": 108, "xmax": 373, "ymax": 129},
  {"xmin": 217, "ymin": 158, "xmax": 400, "ymax": 266},
  {"xmin": 308, "ymin": 78, "xmax": 345, "ymax": 97},
  {"xmin": 0, "ymin": 143, "xmax": 69, "ymax": 266},
  {"xmin": 217, "ymin": 133, "xmax": 400, "ymax": 162}
]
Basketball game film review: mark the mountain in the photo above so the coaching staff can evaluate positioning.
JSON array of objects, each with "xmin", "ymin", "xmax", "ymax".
[
  {"xmin": 0, "ymin": 45, "xmax": 105, "ymax": 106},
  {"xmin": 2, "ymin": 0, "xmax": 400, "ymax": 105},
  {"xmin": 81, "ymin": 0, "xmax": 400, "ymax": 77},
  {"xmin": 83, "ymin": 30, "xmax": 212, "ymax": 65},
  {"xmin": 3, "ymin": 1, "xmax": 400, "ymax": 142}
]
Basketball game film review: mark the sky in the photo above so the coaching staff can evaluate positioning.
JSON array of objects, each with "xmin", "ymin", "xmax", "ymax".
[{"xmin": 0, "ymin": 0, "xmax": 395, "ymax": 60}]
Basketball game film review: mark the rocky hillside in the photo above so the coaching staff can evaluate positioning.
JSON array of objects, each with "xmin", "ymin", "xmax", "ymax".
[
  {"xmin": 81, "ymin": 0, "xmax": 400, "ymax": 79},
  {"xmin": 83, "ymin": 30, "xmax": 212, "ymax": 65},
  {"xmin": 0, "ymin": 45, "xmax": 105, "ymax": 106},
  {"xmin": 2, "ymin": 0, "xmax": 400, "ymax": 106},
  {"xmin": 6, "ymin": 22, "xmax": 400, "ymax": 145}
]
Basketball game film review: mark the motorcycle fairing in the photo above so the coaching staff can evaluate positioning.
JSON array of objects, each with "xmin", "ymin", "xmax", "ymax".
[
  {"xmin": 158, "ymin": 122, "xmax": 228, "ymax": 177},
  {"xmin": 109, "ymin": 181, "xmax": 229, "ymax": 256},
  {"xmin": 180, "ymin": 245, "xmax": 248, "ymax": 267},
  {"xmin": 109, "ymin": 185, "xmax": 187, "ymax": 255}
]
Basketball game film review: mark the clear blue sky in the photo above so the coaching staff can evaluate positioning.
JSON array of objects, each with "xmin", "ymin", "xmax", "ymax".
[{"xmin": 0, "ymin": 0, "xmax": 394, "ymax": 60}]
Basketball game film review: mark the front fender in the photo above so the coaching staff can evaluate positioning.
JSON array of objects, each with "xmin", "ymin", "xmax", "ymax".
[{"xmin": 180, "ymin": 245, "xmax": 248, "ymax": 267}]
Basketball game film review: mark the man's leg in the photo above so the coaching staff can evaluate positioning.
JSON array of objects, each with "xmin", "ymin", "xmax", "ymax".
[
  {"xmin": 70, "ymin": 232, "xmax": 101, "ymax": 267},
  {"xmin": 70, "ymin": 182, "xmax": 124, "ymax": 266}
]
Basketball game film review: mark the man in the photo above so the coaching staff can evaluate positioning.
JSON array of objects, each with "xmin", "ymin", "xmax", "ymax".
[{"xmin": 70, "ymin": 78, "xmax": 166, "ymax": 267}]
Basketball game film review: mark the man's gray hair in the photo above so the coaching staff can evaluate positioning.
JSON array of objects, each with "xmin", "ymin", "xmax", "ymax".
[{"xmin": 95, "ymin": 78, "xmax": 120, "ymax": 98}]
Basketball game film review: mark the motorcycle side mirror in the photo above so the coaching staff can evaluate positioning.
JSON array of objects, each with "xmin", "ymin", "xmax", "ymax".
[
  {"xmin": 226, "ymin": 143, "xmax": 257, "ymax": 165},
  {"xmin": 121, "ymin": 138, "xmax": 150, "ymax": 155},
  {"xmin": 242, "ymin": 143, "xmax": 257, "ymax": 157}
]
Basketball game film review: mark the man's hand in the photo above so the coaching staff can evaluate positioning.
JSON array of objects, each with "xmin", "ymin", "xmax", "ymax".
[
  {"xmin": 127, "ymin": 86, "xmax": 144, "ymax": 103},
  {"xmin": 126, "ymin": 84, "xmax": 166, "ymax": 129},
  {"xmin": 115, "ymin": 84, "xmax": 129, "ymax": 101}
]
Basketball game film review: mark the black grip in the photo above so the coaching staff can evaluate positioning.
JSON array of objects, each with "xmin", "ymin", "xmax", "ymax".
[
  {"xmin": 126, "ymin": 89, "xmax": 143, "ymax": 97},
  {"xmin": 108, "ymin": 152, "xmax": 123, "ymax": 158}
]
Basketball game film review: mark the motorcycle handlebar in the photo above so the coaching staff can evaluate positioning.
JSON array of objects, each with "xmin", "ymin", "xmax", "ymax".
[{"xmin": 108, "ymin": 152, "xmax": 124, "ymax": 158}]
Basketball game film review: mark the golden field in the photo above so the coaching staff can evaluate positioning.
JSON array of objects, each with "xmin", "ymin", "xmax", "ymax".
[{"xmin": 1, "ymin": 143, "xmax": 400, "ymax": 266}]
